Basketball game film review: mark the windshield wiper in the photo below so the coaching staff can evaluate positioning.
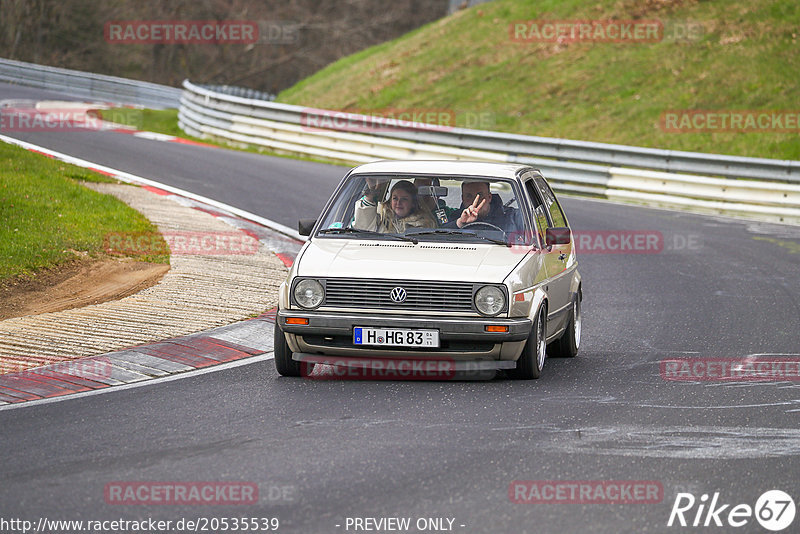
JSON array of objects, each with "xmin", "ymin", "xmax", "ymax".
[
  {"xmin": 410, "ymin": 229, "xmax": 510, "ymax": 247},
  {"xmin": 318, "ymin": 227, "xmax": 418, "ymax": 244}
]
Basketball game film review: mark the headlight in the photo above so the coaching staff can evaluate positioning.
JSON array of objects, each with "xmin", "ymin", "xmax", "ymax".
[
  {"xmin": 474, "ymin": 285, "xmax": 505, "ymax": 316},
  {"xmin": 294, "ymin": 279, "xmax": 324, "ymax": 309}
]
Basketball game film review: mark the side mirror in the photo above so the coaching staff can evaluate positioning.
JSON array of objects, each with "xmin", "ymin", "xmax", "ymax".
[
  {"xmin": 545, "ymin": 227, "xmax": 571, "ymax": 246},
  {"xmin": 298, "ymin": 219, "xmax": 317, "ymax": 236}
]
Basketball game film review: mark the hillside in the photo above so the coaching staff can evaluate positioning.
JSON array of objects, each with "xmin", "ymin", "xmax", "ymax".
[{"xmin": 278, "ymin": 0, "xmax": 800, "ymax": 160}]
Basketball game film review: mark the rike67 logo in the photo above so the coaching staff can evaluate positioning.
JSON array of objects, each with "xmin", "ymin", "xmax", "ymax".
[{"xmin": 668, "ymin": 490, "xmax": 796, "ymax": 531}]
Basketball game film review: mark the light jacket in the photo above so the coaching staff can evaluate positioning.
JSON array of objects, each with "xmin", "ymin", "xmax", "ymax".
[{"xmin": 353, "ymin": 197, "xmax": 437, "ymax": 233}]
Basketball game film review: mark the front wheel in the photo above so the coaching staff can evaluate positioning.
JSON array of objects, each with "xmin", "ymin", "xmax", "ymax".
[
  {"xmin": 274, "ymin": 320, "xmax": 314, "ymax": 377},
  {"xmin": 549, "ymin": 295, "xmax": 581, "ymax": 358},
  {"xmin": 508, "ymin": 305, "xmax": 547, "ymax": 380}
]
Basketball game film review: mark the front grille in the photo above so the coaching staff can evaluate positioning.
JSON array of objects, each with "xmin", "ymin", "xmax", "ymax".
[{"xmin": 323, "ymin": 278, "xmax": 475, "ymax": 313}]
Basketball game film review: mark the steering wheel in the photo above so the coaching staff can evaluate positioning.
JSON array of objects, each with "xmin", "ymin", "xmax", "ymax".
[{"xmin": 462, "ymin": 221, "xmax": 505, "ymax": 234}]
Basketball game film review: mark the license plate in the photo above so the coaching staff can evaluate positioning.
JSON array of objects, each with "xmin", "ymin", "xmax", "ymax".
[{"xmin": 354, "ymin": 327, "xmax": 439, "ymax": 347}]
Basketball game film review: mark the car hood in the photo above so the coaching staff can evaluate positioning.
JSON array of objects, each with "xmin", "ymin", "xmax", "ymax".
[{"xmin": 296, "ymin": 238, "xmax": 524, "ymax": 283}]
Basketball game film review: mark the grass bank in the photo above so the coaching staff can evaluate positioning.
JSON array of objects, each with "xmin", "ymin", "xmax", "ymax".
[
  {"xmin": 277, "ymin": 0, "xmax": 799, "ymax": 161},
  {"xmin": 0, "ymin": 141, "xmax": 168, "ymax": 282},
  {"xmin": 99, "ymin": 107, "xmax": 183, "ymax": 137}
]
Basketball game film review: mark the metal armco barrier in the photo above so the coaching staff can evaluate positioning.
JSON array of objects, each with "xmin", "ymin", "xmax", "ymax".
[
  {"xmin": 179, "ymin": 80, "xmax": 800, "ymax": 224},
  {"xmin": 201, "ymin": 84, "xmax": 275, "ymax": 102},
  {"xmin": 0, "ymin": 58, "xmax": 181, "ymax": 109},
  {"xmin": 3, "ymin": 56, "xmax": 795, "ymax": 225}
]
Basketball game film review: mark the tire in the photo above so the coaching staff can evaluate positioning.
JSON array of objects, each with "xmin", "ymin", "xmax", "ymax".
[
  {"xmin": 549, "ymin": 295, "xmax": 581, "ymax": 358},
  {"xmin": 508, "ymin": 305, "xmax": 547, "ymax": 380},
  {"xmin": 273, "ymin": 319, "xmax": 315, "ymax": 377}
]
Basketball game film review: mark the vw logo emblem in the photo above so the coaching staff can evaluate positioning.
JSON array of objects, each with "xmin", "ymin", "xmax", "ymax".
[{"xmin": 389, "ymin": 287, "xmax": 407, "ymax": 303}]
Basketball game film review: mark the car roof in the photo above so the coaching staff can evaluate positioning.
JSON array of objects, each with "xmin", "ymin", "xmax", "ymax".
[{"xmin": 348, "ymin": 160, "xmax": 535, "ymax": 180}]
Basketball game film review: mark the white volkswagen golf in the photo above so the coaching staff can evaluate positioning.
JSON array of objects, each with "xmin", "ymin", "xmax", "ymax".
[{"xmin": 274, "ymin": 160, "xmax": 582, "ymax": 380}]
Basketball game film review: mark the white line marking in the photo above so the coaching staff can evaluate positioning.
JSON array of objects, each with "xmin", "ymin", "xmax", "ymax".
[
  {"xmin": 133, "ymin": 131, "xmax": 178, "ymax": 141},
  {"xmin": 635, "ymin": 402, "xmax": 794, "ymax": 409},
  {"xmin": 745, "ymin": 353, "xmax": 800, "ymax": 357},
  {"xmin": 0, "ymin": 352, "xmax": 274, "ymax": 413}
]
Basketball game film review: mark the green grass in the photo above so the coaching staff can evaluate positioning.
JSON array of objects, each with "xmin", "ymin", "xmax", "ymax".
[
  {"xmin": 99, "ymin": 107, "xmax": 183, "ymax": 137},
  {"xmin": 0, "ymin": 141, "xmax": 168, "ymax": 282},
  {"xmin": 277, "ymin": 0, "xmax": 800, "ymax": 161}
]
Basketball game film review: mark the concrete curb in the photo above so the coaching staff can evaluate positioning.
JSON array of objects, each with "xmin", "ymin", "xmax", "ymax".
[{"xmin": 0, "ymin": 309, "xmax": 276, "ymax": 405}]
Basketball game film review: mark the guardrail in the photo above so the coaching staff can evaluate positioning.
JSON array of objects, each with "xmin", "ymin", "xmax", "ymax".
[
  {"xmin": 179, "ymin": 80, "xmax": 800, "ymax": 224},
  {"xmin": 1, "ymin": 58, "xmax": 797, "ymax": 224},
  {"xmin": 200, "ymin": 84, "xmax": 275, "ymax": 102},
  {"xmin": 0, "ymin": 58, "xmax": 181, "ymax": 109}
]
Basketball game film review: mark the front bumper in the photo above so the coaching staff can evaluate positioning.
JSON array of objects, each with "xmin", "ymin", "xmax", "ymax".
[
  {"xmin": 277, "ymin": 310, "xmax": 532, "ymax": 341},
  {"xmin": 277, "ymin": 309, "xmax": 532, "ymax": 361},
  {"xmin": 292, "ymin": 353, "xmax": 517, "ymax": 372}
]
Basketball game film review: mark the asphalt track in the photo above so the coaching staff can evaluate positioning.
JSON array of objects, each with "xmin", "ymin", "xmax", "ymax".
[{"xmin": 1, "ymin": 83, "xmax": 799, "ymax": 533}]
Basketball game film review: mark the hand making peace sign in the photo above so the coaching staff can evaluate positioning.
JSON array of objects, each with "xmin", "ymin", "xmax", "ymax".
[{"xmin": 456, "ymin": 194, "xmax": 487, "ymax": 228}]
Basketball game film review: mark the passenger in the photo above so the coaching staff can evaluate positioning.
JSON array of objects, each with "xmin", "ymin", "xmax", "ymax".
[
  {"xmin": 446, "ymin": 180, "xmax": 524, "ymax": 234},
  {"xmin": 353, "ymin": 179, "xmax": 437, "ymax": 233}
]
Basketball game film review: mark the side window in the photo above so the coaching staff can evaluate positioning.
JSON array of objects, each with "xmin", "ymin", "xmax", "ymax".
[
  {"xmin": 535, "ymin": 177, "xmax": 568, "ymax": 228},
  {"xmin": 524, "ymin": 179, "xmax": 547, "ymax": 246}
]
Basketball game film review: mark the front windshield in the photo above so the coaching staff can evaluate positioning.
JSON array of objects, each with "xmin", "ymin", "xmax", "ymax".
[{"xmin": 316, "ymin": 173, "xmax": 534, "ymax": 246}]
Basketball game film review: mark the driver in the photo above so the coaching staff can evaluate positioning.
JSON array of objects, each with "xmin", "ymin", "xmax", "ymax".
[{"xmin": 446, "ymin": 180, "xmax": 523, "ymax": 234}]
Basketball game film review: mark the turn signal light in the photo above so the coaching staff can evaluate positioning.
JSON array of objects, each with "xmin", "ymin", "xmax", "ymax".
[
  {"xmin": 286, "ymin": 317, "xmax": 309, "ymax": 325},
  {"xmin": 485, "ymin": 325, "xmax": 509, "ymax": 333}
]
